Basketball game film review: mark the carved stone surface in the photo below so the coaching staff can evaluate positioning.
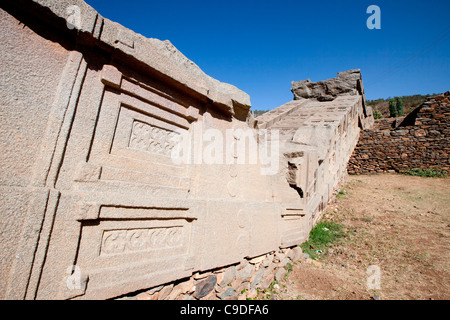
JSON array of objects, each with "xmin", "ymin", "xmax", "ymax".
[
  {"xmin": 129, "ymin": 121, "xmax": 181, "ymax": 157},
  {"xmin": 291, "ymin": 69, "xmax": 362, "ymax": 102},
  {"xmin": 0, "ymin": 0, "xmax": 373, "ymax": 300},
  {"xmin": 100, "ymin": 227, "xmax": 184, "ymax": 256}
]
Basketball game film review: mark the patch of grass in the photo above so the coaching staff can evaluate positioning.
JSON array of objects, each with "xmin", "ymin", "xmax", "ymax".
[
  {"xmin": 403, "ymin": 168, "xmax": 448, "ymax": 178},
  {"xmin": 268, "ymin": 280, "xmax": 279, "ymax": 292},
  {"xmin": 336, "ymin": 189, "xmax": 347, "ymax": 199},
  {"xmin": 373, "ymin": 109, "xmax": 383, "ymax": 119},
  {"xmin": 284, "ymin": 262, "xmax": 293, "ymax": 273},
  {"xmin": 255, "ymin": 282, "xmax": 279, "ymax": 300},
  {"xmin": 300, "ymin": 221, "xmax": 346, "ymax": 260}
]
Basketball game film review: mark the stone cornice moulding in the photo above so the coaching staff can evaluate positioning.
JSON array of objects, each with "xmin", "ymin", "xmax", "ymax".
[{"xmin": 21, "ymin": 0, "xmax": 251, "ymax": 115}]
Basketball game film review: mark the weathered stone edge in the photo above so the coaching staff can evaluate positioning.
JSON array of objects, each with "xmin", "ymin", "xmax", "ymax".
[{"xmin": 27, "ymin": 0, "xmax": 251, "ymax": 114}]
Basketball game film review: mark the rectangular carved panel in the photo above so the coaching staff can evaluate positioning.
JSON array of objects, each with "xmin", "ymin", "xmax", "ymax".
[
  {"xmin": 86, "ymin": 89, "xmax": 190, "ymax": 191},
  {"xmin": 280, "ymin": 209, "xmax": 309, "ymax": 248},
  {"xmin": 111, "ymin": 104, "xmax": 185, "ymax": 159},
  {"xmin": 75, "ymin": 206, "xmax": 196, "ymax": 299},
  {"xmin": 128, "ymin": 120, "xmax": 181, "ymax": 157},
  {"xmin": 100, "ymin": 226, "xmax": 183, "ymax": 256}
]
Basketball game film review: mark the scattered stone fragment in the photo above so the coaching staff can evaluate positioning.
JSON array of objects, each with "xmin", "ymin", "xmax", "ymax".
[
  {"xmin": 193, "ymin": 271, "xmax": 212, "ymax": 280},
  {"xmin": 236, "ymin": 260, "xmax": 249, "ymax": 271},
  {"xmin": 260, "ymin": 274, "xmax": 275, "ymax": 291},
  {"xmin": 249, "ymin": 255, "xmax": 265, "ymax": 265},
  {"xmin": 262, "ymin": 255, "xmax": 272, "ymax": 267},
  {"xmin": 158, "ymin": 284, "xmax": 174, "ymax": 300},
  {"xmin": 219, "ymin": 287, "xmax": 236, "ymax": 300},
  {"xmin": 275, "ymin": 268, "xmax": 287, "ymax": 282},
  {"xmin": 193, "ymin": 275, "xmax": 217, "ymax": 299},
  {"xmin": 219, "ymin": 266, "xmax": 237, "ymax": 287},
  {"xmin": 236, "ymin": 264, "xmax": 254, "ymax": 282},
  {"xmin": 301, "ymin": 253, "xmax": 310, "ymax": 260},
  {"xmin": 199, "ymin": 290, "xmax": 217, "ymax": 300},
  {"xmin": 147, "ymin": 285, "xmax": 163, "ymax": 295},
  {"xmin": 135, "ymin": 292, "xmax": 153, "ymax": 300},
  {"xmin": 250, "ymin": 268, "xmax": 265, "ymax": 289},
  {"xmin": 279, "ymin": 258, "xmax": 291, "ymax": 268},
  {"xmin": 167, "ymin": 287, "xmax": 182, "ymax": 300},
  {"xmin": 175, "ymin": 278, "xmax": 195, "ymax": 294}
]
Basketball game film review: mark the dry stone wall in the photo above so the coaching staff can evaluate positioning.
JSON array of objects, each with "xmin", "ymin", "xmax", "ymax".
[
  {"xmin": 0, "ymin": 0, "xmax": 372, "ymax": 300},
  {"xmin": 348, "ymin": 92, "xmax": 450, "ymax": 175},
  {"xmin": 121, "ymin": 246, "xmax": 306, "ymax": 301}
]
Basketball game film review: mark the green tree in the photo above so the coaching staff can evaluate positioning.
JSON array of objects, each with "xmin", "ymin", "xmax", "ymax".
[
  {"xmin": 373, "ymin": 109, "xmax": 382, "ymax": 119},
  {"xmin": 396, "ymin": 97, "xmax": 404, "ymax": 116},
  {"xmin": 389, "ymin": 99, "xmax": 397, "ymax": 117}
]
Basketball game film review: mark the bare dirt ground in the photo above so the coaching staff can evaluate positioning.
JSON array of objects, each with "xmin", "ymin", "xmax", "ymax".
[{"xmin": 271, "ymin": 174, "xmax": 450, "ymax": 300}]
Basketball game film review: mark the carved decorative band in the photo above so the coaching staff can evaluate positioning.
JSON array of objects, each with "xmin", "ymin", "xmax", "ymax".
[
  {"xmin": 101, "ymin": 227, "xmax": 183, "ymax": 256},
  {"xmin": 129, "ymin": 121, "xmax": 181, "ymax": 157}
]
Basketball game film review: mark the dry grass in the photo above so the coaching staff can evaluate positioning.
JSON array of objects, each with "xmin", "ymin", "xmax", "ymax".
[{"xmin": 273, "ymin": 174, "xmax": 450, "ymax": 300}]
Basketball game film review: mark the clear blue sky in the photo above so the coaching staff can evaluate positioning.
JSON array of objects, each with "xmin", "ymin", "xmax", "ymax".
[{"xmin": 85, "ymin": 0, "xmax": 449, "ymax": 110}]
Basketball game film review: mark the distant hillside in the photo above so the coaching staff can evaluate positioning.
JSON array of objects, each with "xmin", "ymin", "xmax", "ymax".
[
  {"xmin": 253, "ymin": 93, "xmax": 442, "ymax": 119},
  {"xmin": 252, "ymin": 109, "xmax": 270, "ymax": 117},
  {"xmin": 367, "ymin": 93, "xmax": 441, "ymax": 119}
]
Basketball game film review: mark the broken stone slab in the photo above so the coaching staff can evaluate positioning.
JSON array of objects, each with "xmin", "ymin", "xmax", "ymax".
[
  {"xmin": 219, "ymin": 265, "xmax": 237, "ymax": 287},
  {"xmin": 219, "ymin": 287, "xmax": 237, "ymax": 300},
  {"xmin": 261, "ymin": 254, "xmax": 273, "ymax": 268},
  {"xmin": 263, "ymin": 260, "xmax": 278, "ymax": 277},
  {"xmin": 248, "ymin": 255, "xmax": 266, "ymax": 266},
  {"xmin": 148, "ymin": 292, "xmax": 160, "ymax": 300},
  {"xmin": 26, "ymin": 0, "xmax": 251, "ymax": 114},
  {"xmin": 193, "ymin": 271, "xmax": 213, "ymax": 280},
  {"xmin": 274, "ymin": 268, "xmax": 287, "ymax": 282},
  {"xmin": 175, "ymin": 293, "xmax": 188, "ymax": 301},
  {"xmin": 174, "ymin": 278, "xmax": 195, "ymax": 295},
  {"xmin": 193, "ymin": 275, "xmax": 217, "ymax": 299},
  {"xmin": 135, "ymin": 292, "xmax": 154, "ymax": 300},
  {"xmin": 250, "ymin": 268, "xmax": 265, "ymax": 289},
  {"xmin": 236, "ymin": 259, "xmax": 249, "ymax": 271},
  {"xmin": 115, "ymin": 296, "xmax": 136, "ymax": 301},
  {"xmin": 273, "ymin": 251, "xmax": 286, "ymax": 263},
  {"xmin": 147, "ymin": 285, "xmax": 164, "ymax": 295},
  {"xmin": 291, "ymin": 247, "xmax": 303, "ymax": 261},
  {"xmin": 158, "ymin": 284, "xmax": 174, "ymax": 300},
  {"xmin": 215, "ymin": 272, "xmax": 224, "ymax": 287},
  {"xmin": 260, "ymin": 273, "xmax": 275, "ymax": 291},
  {"xmin": 236, "ymin": 263, "xmax": 254, "ymax": 282},
  {"xmin": 110, "ymin": 30, "xmax": 250, "ymax": 114},
  {"xmin": 199, "ymin": 290, "xmax": 217, "ymax": 300},
  {"xmin": 30, "ymin": 0, "xmax": 100, "ymax": 35},
  {"xmin": 291, "ymin": 69, "xmax": 362, "ymax": 102},
  {"xmin": 167, "ymin": 287, "xmax": 182, "ymax": 300},
  {"xmin": 278, "ymin": 257, "xmax": 291, "ymax": 268}
]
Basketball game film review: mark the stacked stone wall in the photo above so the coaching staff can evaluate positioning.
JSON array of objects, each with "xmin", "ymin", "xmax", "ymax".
[
  {"xmin": 121, "ymin": 246, "xmax": 307, "ymax": 300},
  {"xmin": 348, "ymin": 92, "xmax": 450, "ymax": 175}
]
